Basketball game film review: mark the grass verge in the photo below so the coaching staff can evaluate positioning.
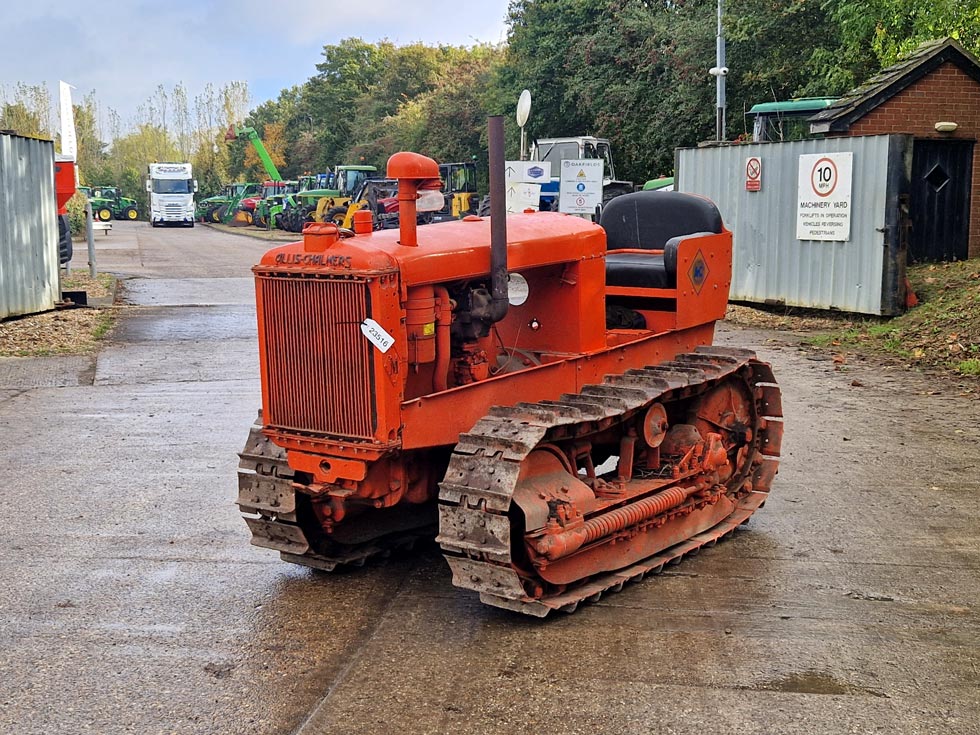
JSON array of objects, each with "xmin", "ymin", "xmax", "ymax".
[{"xmin": 800, "ymin": 259, "xmax": 980, "ymax": 376}]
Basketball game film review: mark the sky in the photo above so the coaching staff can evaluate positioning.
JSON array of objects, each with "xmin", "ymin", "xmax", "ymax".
[{"xmin": 0, "ymin": 0, "xmax": 511, "ymax": 134}]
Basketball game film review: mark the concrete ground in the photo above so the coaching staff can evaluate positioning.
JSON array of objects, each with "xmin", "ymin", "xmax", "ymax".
[{"xmin": 0, "ymin": 220, "xmax": 978, "ymax": 734}]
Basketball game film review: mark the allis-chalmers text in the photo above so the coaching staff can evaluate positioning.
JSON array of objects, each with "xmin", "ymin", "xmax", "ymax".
[{"xmin": 274, "ymin": 253, "xmax": 352, "ymax": 268}]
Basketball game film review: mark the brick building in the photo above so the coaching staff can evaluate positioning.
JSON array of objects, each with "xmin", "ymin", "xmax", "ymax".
[{"xmin": 809, "ymin": 38, "xmax": 980, "ymax": 261}]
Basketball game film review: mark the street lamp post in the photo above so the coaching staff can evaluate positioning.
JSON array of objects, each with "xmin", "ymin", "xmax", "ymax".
[{"xmin": 709, "ymin": 0, "xmax": 728, "ymax": 142}]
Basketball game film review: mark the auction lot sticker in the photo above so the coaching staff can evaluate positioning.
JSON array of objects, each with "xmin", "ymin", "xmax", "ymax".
[{"xmin": 796, "ymin": 152, "xmax": 853, "ymax": 241}]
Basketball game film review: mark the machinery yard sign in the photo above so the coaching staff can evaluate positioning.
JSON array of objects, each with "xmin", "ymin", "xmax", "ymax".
[
  {"xmin": 796, "ymin": 152, "xmax": 853, "ymax": 241},
  {"xmin": 559, "ymin": 159, "xmax": 603, "ymax": 215}
]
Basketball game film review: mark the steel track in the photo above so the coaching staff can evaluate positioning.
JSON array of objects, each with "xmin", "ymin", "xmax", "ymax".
[
  {"xmin": 436, "ymin": 346, "xmax": 783, "ymax": 616},
  {"xmin": 238, "ymin": 347, "xmax": 783, "ymax": 614},
  {"xmin": 237, "ymin": 415, "xmax": 434, "ymax": 571}
]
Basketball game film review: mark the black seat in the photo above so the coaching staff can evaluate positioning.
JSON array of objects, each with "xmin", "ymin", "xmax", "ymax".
[{"xmin": 600, "ymin": 191, "xmax": 723, "ymax": 289}]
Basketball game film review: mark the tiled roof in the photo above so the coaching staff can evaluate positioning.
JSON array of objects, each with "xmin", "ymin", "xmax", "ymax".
[{"xmin": 809, "ymin": 38, "xmax": 980, "ymax": 133}]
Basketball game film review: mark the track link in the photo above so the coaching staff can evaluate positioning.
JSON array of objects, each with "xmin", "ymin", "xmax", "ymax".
[
  {"xmin": 237, "ymin": 413, "xmax": 433, "ymax": 571},
  {"xmin": 436, "ymin": 347, "xmax": 783, "ymax": 617}
]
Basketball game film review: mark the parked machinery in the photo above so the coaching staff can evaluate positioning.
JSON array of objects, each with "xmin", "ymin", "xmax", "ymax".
[
  {"xmin": 196, "ymin": 182, "xmax": 262, "ymax": 224},
  {"xmin": 435, "ymin": 161, "xmax": 479, "ymax": 220},
  {"xmin": 283, "ymin": 165, "xmax": 379, "ymax": 233},
  {"xmin": 238, "ymin": 118, "xmax": 783, "ymax": 616},
  {"xmin": 326, "ymin": 178, "xmax": 401, "ymax": 230},
  {"xmin": 224, "ymin": 125, "xmax": 285, "ymax": 226},
  {"xmin": 54, "ymin": 155, "xmax": 76, "ymax": 266},
  {"xmin": 530, "ymin": 136, "xmax": 634, "ymax": 210},
  {"xmin": 88, "ymin": 186, "xmax": 139, "ymax": 221},
  {"xmin": 245, "ymin": 179, "xmax": 299, "ymax": 229}
]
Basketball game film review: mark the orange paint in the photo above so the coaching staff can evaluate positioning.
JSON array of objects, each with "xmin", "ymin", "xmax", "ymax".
[{"xmin": 250, "ymin": 151, "xmax": 741, "ymax": 561}]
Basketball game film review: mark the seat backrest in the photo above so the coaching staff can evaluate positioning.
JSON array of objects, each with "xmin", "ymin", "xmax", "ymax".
[{"xmin": 600, "ymin": 191, "xmax": 723, "ymax": 251}]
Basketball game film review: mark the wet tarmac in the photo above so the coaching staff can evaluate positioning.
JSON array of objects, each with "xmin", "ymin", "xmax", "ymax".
[{"xmin": 1, "ymin": 220, "xmax": 978, "ymax": 734}]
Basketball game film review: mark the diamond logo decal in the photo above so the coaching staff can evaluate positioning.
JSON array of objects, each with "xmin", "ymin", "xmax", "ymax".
[{"xmin": 688, "ymin": 250, "xmax": 709, "ymax": 294}]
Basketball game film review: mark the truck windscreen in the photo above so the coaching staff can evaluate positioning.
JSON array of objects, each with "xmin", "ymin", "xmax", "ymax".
[{"xmin": 152, "ymin": 179, "xmax": 192, "ymax": 194}]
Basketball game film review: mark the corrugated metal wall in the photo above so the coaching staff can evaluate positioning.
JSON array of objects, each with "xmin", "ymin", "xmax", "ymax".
[
  {"xmin": 0, "ymin": 133, "xmax": 59, "ymax": 320},
  {"xmin": 676, "ymin": 134, "xmax": 911, "ymax": 315}
]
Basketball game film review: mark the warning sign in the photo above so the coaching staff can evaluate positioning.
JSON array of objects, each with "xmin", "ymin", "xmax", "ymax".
[
  {"xmin": 745, "ymin": 156, "xmax": 762, "ymax": 192},
  {"xmin": 559, "ymin": 159, "xmax": 603, "ymax": 215},
  {"xmin": 796, "ymin": 152, "xmax": 853, "ymax": 241}
]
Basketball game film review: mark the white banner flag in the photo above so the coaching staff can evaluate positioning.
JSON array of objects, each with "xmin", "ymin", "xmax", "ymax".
[{"xmin": 59, "ymin": 81, "xmax": 77, "ymax": 161}]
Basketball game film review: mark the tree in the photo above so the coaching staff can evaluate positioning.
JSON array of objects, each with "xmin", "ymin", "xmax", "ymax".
[
  {"xmin": 303, "ymin": 38, "xmax": 388, "ymax": 169},
  {"xmin": 20, "ymin": 0, "xmax": 970, "ymax": 207},
  {"xmin": 828, "ymin": 0, "xmax": 980, "ymax": 69},
  {"xmin": 72, "ymin": 93, "xmax": 111, "ymax": 185},
  {"xmin": 502, "ymin": 0, "xmax": 871, "ymax": 180},
  {"xmin": 0, "ymin": 83, "xmax": 53, "ymax": 137},
  {"xmin": 502, "ymin": 0, "xmax": 603, "ymax": 140}
]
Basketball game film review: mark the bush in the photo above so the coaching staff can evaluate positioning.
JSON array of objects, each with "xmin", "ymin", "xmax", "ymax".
[{"xmin": 66, "ymin": 191, "xmax": 88, "ymax": 237}]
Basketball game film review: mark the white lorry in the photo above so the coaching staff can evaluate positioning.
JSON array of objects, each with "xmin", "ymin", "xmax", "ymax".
[{"xmin": 146, "ymin": 162, "xmax": 197, "ymax": 227}]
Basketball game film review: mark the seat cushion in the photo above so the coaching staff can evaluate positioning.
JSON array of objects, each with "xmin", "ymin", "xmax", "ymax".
[
  {"xmin": 606, "ymin": 252, "xmax": 672, "ymax": 289},
  {"xmin": 600, "ymin": 190, "xmax": 723, "ymax": 251}
]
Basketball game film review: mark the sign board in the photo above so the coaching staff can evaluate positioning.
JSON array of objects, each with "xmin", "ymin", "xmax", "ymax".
[
  {"xmin": 559, "ymin": 159, "xmax": 603, "ymax": 215},
  {"xmin": 505, "ymin": 161, "xmax": 551, "ymax": 184},
  {"xmin": 504, "ymin": 161, "xmax": 550, "ymax": 212},
  {"xmin": 797, "ymin": 152, "xmax": 853, "ymax": 241},
  {"xmin": 745, "ymin": 156, "xmax": 762, "ymax": 192},
  {"xmin": 505, "ymin": 182, "xmax": 542, "ymax": 213}
]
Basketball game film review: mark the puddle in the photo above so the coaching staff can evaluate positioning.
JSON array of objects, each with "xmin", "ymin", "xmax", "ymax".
[{"xmin": 757, "ymin": 670, "xmax": 887, "ymax": 697}]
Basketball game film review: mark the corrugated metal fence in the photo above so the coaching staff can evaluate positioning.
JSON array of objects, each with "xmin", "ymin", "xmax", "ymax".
[
  {"xmin": 676, "ymin": 134, "xmax": 911, "ymax": 315},
  {"xmin": 0, "ymin": 133, "xmax": 59, "ymax": 320}
]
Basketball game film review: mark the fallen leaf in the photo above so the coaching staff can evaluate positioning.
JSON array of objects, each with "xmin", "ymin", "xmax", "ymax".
[{"xmin": 850, "ymin": 379, "xmax": 864, "ymax": 387}]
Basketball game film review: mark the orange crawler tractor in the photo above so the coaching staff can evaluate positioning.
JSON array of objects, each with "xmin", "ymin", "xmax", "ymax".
[{"xmin": 238, "ymin": 117, "xmax": 783, "ymax": 616}]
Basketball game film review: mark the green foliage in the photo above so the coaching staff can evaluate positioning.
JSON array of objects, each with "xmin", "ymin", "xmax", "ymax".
[
  {"xmin": 0, "ymin": 83, "xmax": 53, "ymax": 137},
  {"xmin": 225, "ymin": 38, "xmax": 507, "ymax": 185},
  {"xmin": 65, "ymin": 192, "xmax": 88, "ymax": 237},
  {"xmin": 10, "ymin": 0, "xmax": 979, "ymax": 203},
  {"xmin": 958, "ymin": 358, "xmax": 980, "ymax": 376},
  {"xmin": 827, "ymin": 0, "xmax": 980, "ymax": 68},
  {"xmin": 501, "ymin": 0, "xmax": 859, "ymax": 180}
]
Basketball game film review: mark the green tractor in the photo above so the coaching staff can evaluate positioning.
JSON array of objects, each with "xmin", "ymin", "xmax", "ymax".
[
  {"xmin": 280, "ymin": 165, "xmax": 378, "ymax": 232},
  {"xmin": 89, "ymin": 186, "xmax": 139, "ymax": 222},
  {"xmin": 196, "ymin": 182, "xmax": 262, "ymax": 224},
  {"xmin": 252, "ymin": 179, "xmax": 301, "ymax": 229}
]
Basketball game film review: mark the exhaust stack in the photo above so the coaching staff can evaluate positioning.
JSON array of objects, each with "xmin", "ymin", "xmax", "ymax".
[{"xmin": 488, "ymin": 115, "xmax": 508, "ymax": 323}]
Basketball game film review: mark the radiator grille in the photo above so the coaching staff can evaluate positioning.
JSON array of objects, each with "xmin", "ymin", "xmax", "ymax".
[{"xmin": 259, "ymin": 275, "xmax": 376, "ymax": 439}]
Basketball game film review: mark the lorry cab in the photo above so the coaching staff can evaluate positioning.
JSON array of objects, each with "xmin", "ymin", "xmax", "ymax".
[{"xmin": 146, "ymin": 162, "xmax": 197, "ymax": 227}]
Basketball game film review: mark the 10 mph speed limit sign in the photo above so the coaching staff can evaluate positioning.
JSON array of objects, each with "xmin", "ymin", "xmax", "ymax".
[{"xmin": 796, "ymin": 152, "xmax": 853, "ymax": 241}]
